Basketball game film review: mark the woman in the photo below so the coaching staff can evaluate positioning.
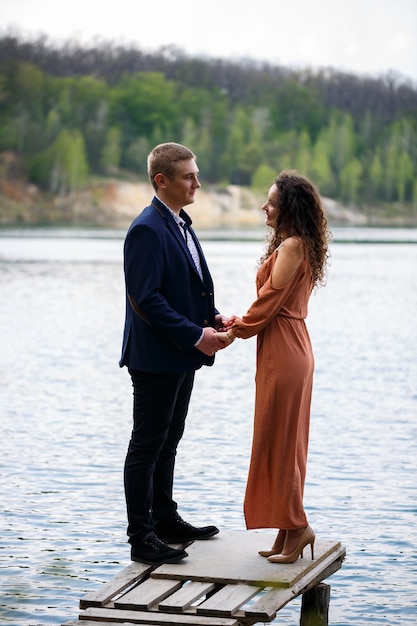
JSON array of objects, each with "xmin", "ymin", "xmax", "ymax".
[{"xmin": 219, "ymin": 169, "xmax": 330, "ymax": 563}]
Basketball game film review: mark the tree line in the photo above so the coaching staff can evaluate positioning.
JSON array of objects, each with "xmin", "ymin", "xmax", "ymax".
[{"xmin": 0, "ymin": 34, "xmax": 416, "ymax": 211}]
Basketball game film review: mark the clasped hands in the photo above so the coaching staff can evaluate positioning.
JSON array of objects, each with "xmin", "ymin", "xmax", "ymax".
[
  {"xmin": 216, "ymin": 314, "xmax": 238, "ymax": 345},
  {"xmin": 196, "ymin": 314, "xmax": 238, "ymax": 356}
]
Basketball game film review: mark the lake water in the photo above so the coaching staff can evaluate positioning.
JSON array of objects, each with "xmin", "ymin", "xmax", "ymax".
[{"xmin": 1, "ymin": 227, "xmax": 416, "ymax": 625}]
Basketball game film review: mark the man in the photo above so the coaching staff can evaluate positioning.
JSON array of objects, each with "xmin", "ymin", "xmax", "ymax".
[{"xmin": 120, "ymin": 142, "xmax": 228, "ymax": 565}]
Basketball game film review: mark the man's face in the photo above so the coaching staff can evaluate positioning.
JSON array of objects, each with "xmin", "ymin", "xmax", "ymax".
[{"xmin": 159, "ymin": 158, "xmax": 201, "ymax": 211}]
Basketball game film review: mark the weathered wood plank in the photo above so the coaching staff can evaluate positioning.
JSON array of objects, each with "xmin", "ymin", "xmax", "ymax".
[
  {"xmin": 65, "ymin": 622, "xmax": 163, "ymax": 626},
  {"xmin": 153, "ymin": 532, "xmax": 342, "ymax": 588},
  {"xmin": 79, "ymin": 606, "xmax": 239, "ymax": 625},
  {"xmin": 244, "ymin": 545, "xmax": 346, "ymax": 620},
  {"xmin": 80, "ymin": 561, "xmax": 151, "ymax": 608},
  {"xmin": 242, "ymin": 587, "xmax": 294, "ymax": 621},
  {"xmin": 285, "ymin": 545, "xmax": 345, "ymax": 600},
  {"xmin": 64, "ymin": 622, "xmax": 132, "ymax": 626},
  {"xmin": 197, "ymin": 584, "xmax": 261, "ymax": 617},
  {"xmin": 115, "ymin": 577, "xmax": 183, "ymax": 610},
  {"xmin": 159, "ymin": 580, "xmax": 216, "ymax": 613},
  {"xmin": 64, "ymin": 622, "xmax": 142, "ymax": 626}
]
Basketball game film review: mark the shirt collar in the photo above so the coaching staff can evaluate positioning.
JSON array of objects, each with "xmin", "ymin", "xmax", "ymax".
[{"xmin": 156, "ymin": 195, "xmax": 185, "ymax": 227}]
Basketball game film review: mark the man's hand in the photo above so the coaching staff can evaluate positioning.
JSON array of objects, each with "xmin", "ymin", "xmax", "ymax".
[
  {"xmin": 215, "ymin": 314, "xmax": 233, "ymax": 331},
  {"xmin": 196, "ymin": 327, "xmax": 228, "ymax": 356}
]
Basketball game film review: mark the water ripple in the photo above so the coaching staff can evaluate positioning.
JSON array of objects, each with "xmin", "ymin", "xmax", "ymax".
[{"xmin": 1, "ymin": 235, "xmax": 417, "ymax": 625}]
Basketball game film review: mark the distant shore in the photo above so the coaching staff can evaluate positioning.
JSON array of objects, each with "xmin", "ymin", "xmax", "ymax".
[{"xmin": 1, "ymin": 178, "xmax": 415, "ymax": 229}]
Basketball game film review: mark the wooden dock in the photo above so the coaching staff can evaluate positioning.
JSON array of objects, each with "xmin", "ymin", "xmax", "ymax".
[{"xmin": 62, "ymin": 530, "xmax": 345, "ymax": 626}]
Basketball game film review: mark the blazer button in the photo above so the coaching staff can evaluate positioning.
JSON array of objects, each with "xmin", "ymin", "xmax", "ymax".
[
  {"xmin": 201, "ymin": 291, "xmax": 206, "ymax": 296},
  {"xmin": 203, "ymin": 319, "xmax": 209, "ymax": 325}
]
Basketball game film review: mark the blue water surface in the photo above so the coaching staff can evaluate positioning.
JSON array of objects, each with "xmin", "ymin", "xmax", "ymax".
[{"xmin": 0, "ymin": 227, "xmax": 416, "ymax": 625}]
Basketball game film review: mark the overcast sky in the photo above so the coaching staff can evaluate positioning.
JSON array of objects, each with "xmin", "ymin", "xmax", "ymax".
[{"xmin": 2, "ymin": 0, "xmax": 417, "ymax": 83}]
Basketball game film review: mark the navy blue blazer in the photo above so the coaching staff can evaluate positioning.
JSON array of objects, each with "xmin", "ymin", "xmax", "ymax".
[{"xmin": 119, "ymin": 196, "xmax": 217, "ymax": 373}]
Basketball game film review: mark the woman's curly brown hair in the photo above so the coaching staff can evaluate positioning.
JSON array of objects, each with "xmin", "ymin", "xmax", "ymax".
[{"xmin": 260, "ymin": 169, "xmax": 331, "ymax": 286}]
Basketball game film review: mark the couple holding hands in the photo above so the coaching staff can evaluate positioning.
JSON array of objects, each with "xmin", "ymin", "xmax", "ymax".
[{"xmin": 119, "ymin": 142, "xmax": 329, "ymax": 566}]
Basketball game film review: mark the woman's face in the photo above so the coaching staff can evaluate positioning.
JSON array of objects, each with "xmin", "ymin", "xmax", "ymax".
[{"xmin": 262, "ymin": 184, "xmax": 279, "ymax": 228}]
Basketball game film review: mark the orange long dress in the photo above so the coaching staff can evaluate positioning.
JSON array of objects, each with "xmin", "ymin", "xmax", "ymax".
[{"xmin": 233, "ymin": 245, "xmax": 314, "ymax": 530}]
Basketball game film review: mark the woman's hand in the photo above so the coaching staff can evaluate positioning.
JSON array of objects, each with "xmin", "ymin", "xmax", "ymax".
[
  {"xmin": 215, "ymin": 314, "xmax": 234, "ymax": 330},
  {"xmin": 219, "ymin": 315, "xmax": 238, "ymax": 330}
]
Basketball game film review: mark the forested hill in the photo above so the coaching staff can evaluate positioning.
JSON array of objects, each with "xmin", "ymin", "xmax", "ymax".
[
  {"xmin": 2, "ymin": 35, "xmax": 416, "ymax": 120},
  {"xmin": 0, "ymin": 35, "xmax": 416, "ymax": 226}
]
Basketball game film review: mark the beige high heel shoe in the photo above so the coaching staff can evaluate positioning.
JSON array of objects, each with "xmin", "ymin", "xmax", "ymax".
[
  {"xmin": 267, "ymin": 526, "xmax": 315, "ymax": 564},
  {"xmin": 258, "ymin": 530, "xmax": 287, "ymax": 558}
]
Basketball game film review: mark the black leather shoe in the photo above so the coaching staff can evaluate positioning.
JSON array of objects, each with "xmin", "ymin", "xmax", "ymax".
[
  {"xmin": 130, "ymin": 533, "xmax": 188, "ymax": 564},
  {"xmin": 155, "ymin": 513, "xmax": 219, "ymax": 543}
]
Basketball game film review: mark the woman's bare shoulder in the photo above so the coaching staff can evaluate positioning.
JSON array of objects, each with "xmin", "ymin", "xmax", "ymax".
[
  {"xmin": 272, "ymin": 237, "xmax": 304, "ymax": 287},
  {"xmin": 280, "ymin": 236, "xmax": 304, "ymax": 259}
]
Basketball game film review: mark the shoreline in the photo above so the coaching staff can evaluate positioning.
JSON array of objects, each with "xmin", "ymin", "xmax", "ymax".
[{"xmin": 1, "ymin": 179, "xmax": 416, "ymax": 230}]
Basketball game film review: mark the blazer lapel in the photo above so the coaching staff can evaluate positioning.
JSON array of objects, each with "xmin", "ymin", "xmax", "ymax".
[
  {"xmin": 180, "ymin": 209, "xmax": 210, "ymax": 283},
  {"xmin": 152, "ymin": 198, "xmax": 206, "ymax": 283}
]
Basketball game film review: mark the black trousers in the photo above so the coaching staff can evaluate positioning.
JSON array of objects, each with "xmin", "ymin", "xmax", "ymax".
[{"xmin": 124, "ymin": 368, "xmax": 195, "ymax": 544}]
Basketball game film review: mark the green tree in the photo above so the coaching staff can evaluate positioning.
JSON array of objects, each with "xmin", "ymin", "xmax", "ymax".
[
  {"xmin": 396, "ymin": 151, "xmax": 414, "ymax": 203},
  {"xmin": 194, "ymin": 126, "xmax": 214, "ymax": 179},
  {"xmin": 181, "ymin": 117, "xmax": 199, "ymax": 153},
  {"xmin": 220, "ymin": 107, "xmax": 248, "ymax": 183},
  {"xmin": 325, "ymin": 112, "xmax": 356, "ymax": 175},
  {"xmin": 310, "ymin": 138, "xmax": 332, "ymax": 194},
  {"xmin": 383, "ymin": 138, "xmax": 397, "ymax": 201},
  {"xmin": 383, "ymin": 120, "xmax": 417, "ymax": 203},
  {"xmin": 270, "ymin": 80, "xmax": 325, "ymax": 140},
  {"xmin": 124, "ymin": 136, "xmax": 150, "ymax": 174},
  {"xmin": 294, "ymin": 130, "xmax": 312, "ymax": 176},
  {"xmin": 31, "ymin": 129, "xmax": 89, "ymax": 194},
  {"xmin": 45, "ymin": 108, "xmax": 62, "ymax": 141},
  {"xmin": 368, "ymin": 149, "xmax": 384, "ymax": 201},
  {"xmin": 13, "ymin": 62, "xmax": 44, "ymax": 113},
  {"xmin": 412, "ymin": 179, "xmax": 417, "ymax": 213},
  {"xmin": 101, "ymin": 126, "xmax": 121, "ymax": 173},
  {"xmin": 83, "ymin": 99, "xmax": 110, "ymax": 170},
  {"xmin": 340, "ymin": 158, "xmax": 363, "ymax": 204},
  {"xmin": 116, "ymin": 72, "xmax": 180, "ymax": 138},
  {"xmin": 252, "ymin": 163, "xmax": 276, "ymax": 190}
]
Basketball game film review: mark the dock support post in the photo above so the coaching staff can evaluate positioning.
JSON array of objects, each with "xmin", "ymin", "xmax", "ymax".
[{"xmin": 300, "ymin": 583, "xmax": 331, "ymax": 626}]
